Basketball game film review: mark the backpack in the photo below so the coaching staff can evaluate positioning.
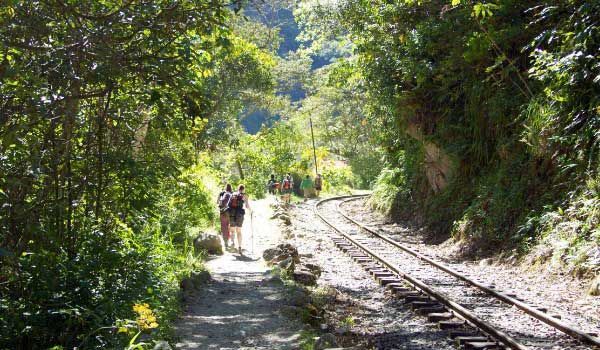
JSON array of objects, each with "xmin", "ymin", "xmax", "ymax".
[
  {"xmin": 314, "ymin": 177, "xmax": 322, "ymax": 187},
  {"xmin": 218, "ymin": 192, "xmax": 230, "ymax": 211},
  {"xmin": 282, "ymin": 179, "xmax": 291, "ymax": 190},
  {"xmin": 229, "ymin": 191, "xmax": 244, "ymax": 210}
]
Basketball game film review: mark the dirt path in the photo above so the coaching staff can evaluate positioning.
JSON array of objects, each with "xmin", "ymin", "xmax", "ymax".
[{"xmin": 174, "ymin": 197, "xmax": 304, "ymax": 350}]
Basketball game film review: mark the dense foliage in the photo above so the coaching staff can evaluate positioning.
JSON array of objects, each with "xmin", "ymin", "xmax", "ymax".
[{"xmin": 0, "ymin": 1, "xmax": 275, "ymax": 348}]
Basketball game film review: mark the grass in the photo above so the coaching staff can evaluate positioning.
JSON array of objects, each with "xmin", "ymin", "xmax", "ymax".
[{"xmin": 298, "ymin": 329, "xmax": 319, "ymax": 350}]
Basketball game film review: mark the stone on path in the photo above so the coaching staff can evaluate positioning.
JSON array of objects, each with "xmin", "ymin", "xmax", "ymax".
[
  {"xmin": 193, "ymin": 231, "xmax": 223, "ymax": 255},
  {"xmin": 262, "ymin": 243, "xmax": 300, "ymax": 264},
  {"xmin": 180, "ymin": 270, "xmax": 212, "ymax": 292},
  {"xmin": 293, "ymin": 270, "xmax": 318, "ymax": 286}
]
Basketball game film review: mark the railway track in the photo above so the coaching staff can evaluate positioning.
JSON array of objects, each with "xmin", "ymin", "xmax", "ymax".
[{"xmin": 314, "ymin": 195, "xmax": 600, "ymax": 350}]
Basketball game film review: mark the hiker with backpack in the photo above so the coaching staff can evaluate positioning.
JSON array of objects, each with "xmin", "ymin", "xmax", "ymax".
[
  {"xmin": 267, "ymin": 174, "xmax": 278, "ymax": 195},
  {"xmin": 314, "ymin": 174, "xmax": 323, "ymax": 197},
  {"xmin": 217, "ymin": 184, "xmax": 233, "ymax": 248},
  {"xmin": 281, "ymin": 173, "xmax": 293, "ymax": 205},
  {"xmin": 227, "ymin": 184, "xmax": 251, "ymax": 254},
  {"xmin": 300, "ymin": 175, "xmax": 314, "ymax": 200}
]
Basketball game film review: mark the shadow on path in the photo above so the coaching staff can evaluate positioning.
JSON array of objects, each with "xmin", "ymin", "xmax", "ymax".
[{"xmin": 175, "ymin": 270, "xmax": 301, "ymax": 349}]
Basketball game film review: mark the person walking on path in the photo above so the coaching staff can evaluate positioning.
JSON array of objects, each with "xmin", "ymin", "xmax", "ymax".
[
  {"xmin": 314, "ymin": 173, "xmax": 323, "ymax": 197},
  {"xmin": 281, "ymin": 173, "xmax": 293, "ymax": 205},
  {"xmin": 300, "ymin": 175, "xmax": 314, "ymax": 201},
  {"xmin": 267, "ymin": 174, "xmax": 278, "ymax": 195},
  {"xmin": 217, "ymin": 184, "xmax": 233, "ymax": 248},
  {"xmin": 227, "ymin": 184, "xmax": 251, "ymax": 255}
]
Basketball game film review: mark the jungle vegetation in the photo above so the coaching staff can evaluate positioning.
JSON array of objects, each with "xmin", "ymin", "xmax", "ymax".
[{"xmin": 1, "ymin": 0, "xmax": 598, "ymax": 348}]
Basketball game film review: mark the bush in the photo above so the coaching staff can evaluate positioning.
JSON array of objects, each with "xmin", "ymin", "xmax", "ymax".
[
  {"xmin": 368, "ymin": 166, "xmax": 408, "ymax": 216},
  {"xmin": 321, "ymin": 164, "xmax": 356, "ymax": 194},
  {"xmin": 0, "ymin": 164, "xmax": 215, "ymax": 349}
]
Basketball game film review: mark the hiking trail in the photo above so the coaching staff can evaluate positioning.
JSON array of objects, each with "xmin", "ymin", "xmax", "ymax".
[{"xmin": 174, "ymin": 197, "xmax": 304, "ymax": 349}]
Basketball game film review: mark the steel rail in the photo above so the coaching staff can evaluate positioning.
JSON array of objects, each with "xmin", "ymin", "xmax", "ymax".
[
  {"xmin": 315, "ymin": 195, "xmax": 529, "ymax": 350},
  {"xmin": 337, "ymin": 196, "xmax": 600, "ymax": 348}
]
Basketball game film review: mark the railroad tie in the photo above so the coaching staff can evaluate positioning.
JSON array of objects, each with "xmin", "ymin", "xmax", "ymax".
[
  {"xmin": 385, "ymin": 282, "xmax": 408, "ymax": 290},
  {"xmin": 378, "ymin": 277, "xmax": 402, "ymax": 286},
  {"xmin": 437, "ymin": 320, "xmax": 465, "ymax": 329},
  {"xmin": 409, "ymin": 301, "xmax": 439, "ymax": 311},
  {"xmin": 403, "ymin": 295, "xmax": 430, "ymax": 303},
  {"xmin": 416, "ymin": 305, "xmax": 447, "ymax": 315},
  {"xmin": 464, "ymin": 341, "xmax": 501, "ymax": 350},
  {"xmin": 372, "ymin": 271, "xmax": 395, "ymax": 279},
  {"xmin": 448, "ymin": 330, "xmax": 480, "ymax": 338},
  {"xmin": 361, "ymin": 264, "xmax": 381, "ymax": 270},
  {"xmin": 393, "ymin": 290, "xmax": 422, "ymax": 298},
  {"xmin": 454, "ymin": 336, "xmax": 490, "ymax": 346},
  {"xmin": 427, "ymin": 311, "xmax": 453, "ymax": 322}
]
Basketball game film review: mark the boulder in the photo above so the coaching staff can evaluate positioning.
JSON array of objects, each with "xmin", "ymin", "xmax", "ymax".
[
  {"xmin": 262, "ymin": 243, "xmax": 300, "ymax": 264},
  {"xmin": 180, "ymin": 277, "xmax": 195, "ymax": 291},
  {"xmin": 262, "ymin": 274, "xmax": 283, "ymax": 285},
  {"xmin": 280, "ymin": 305, "xmax": 302, "ymax": 318},
  {"xmin": 194, "ymin": 232, "xmax": 223, "ymax": 255},
  {"xmin": 588, "ymin": 275, "xmax": 600, "ymax": 296},
  {"xmin": 180, "ymin": 270, "xmax": 211, "ymax": 291},
  {"xmin": 191, "ymin": 270, "xmax": 211, "ymax": 288},
  {"xmin": 262, "ymin": 248, "xmax": 279, "ymax": 262},
  {"xmin": 303, "ymin": 263, "xmax": 322, "ymax": 278},
  {"xmin": 278, "ymin": 256, "xmax": 295, "ymax": 273},
  {"xmin": 287, "ymin": 289, "xmax": 310, "ymax": 307},
  {"xmin": 314, "ymin": 333, "xmax": 337, "ymax": 350},
  {"xmin": 271, "ymin": 209, "xmax": 287, "ymax": 219},
  {"xmin": 279, "ymin": 214, "xmax": 292, "ymax": 225},
  {"xmin": 293, "ymin": 270, "xmax": 317, "ymax": 286}
]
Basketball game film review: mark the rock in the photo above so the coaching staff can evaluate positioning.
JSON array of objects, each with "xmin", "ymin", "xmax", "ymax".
[
  {"xmin": 280, "ymin": 305, "xmax": 302, "ymax": 318},
  {"xmin": 479, "ymin": 258, "xmax": 493, "ymax": 266},
  {"xmin": 263, "ymin": 243, "xmax": 300, "ymax": 264},
  {"xmin": 153, "ymin": 340, "xmax": 172, "ymax": 350},
  {"xmin": 303, "ymin": 263, "xmax": 322, "ymax": 278},
  {"xmin": 287, "ymin": 289, "xmax": 310, "ymax": 306},
  {"xmin": 263, "ymin": 248, "xmax": 279, "ymax": 261},
  {"xmin": 191, "ymin": 270, "xmax": 211, "ymax": 288},
  {"xmin": 262, "ymin": 248, "xmax": 279, "ymax": 261},
  {"xmin": 180, "ymin": 277, "xmax": 195, "ymax": 291},
  {"xmin": 193, "ymin": 232, "xmax": 223, "ymax": 255},
  {"xmin": 588, "ymin": 275, "xmax": 600, "ymax": 296},
  {"xmin": 314, "ymin": 333, "xmax": 337, "ymax": 350},
  {"xmin": 180, "ymin": 270, "xmax": 211, "ymax": 291},
  {"xmin": 293, "ymin": 271, "xmax": 317, "ymax": 286},
  {"xmin": 262, "ymin": 274, "xmax": 283, "ymax": 285},
  {"xmin": 278, "ymin": 257, "xmax": 295, "ymax": 273},
  {"xmin": 270, "ymin": 210, "xmax": 283, "ymax": 219},
  {"xmin": 279, "ymin": 214, "xmax": 292, "ymax": 225}
]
